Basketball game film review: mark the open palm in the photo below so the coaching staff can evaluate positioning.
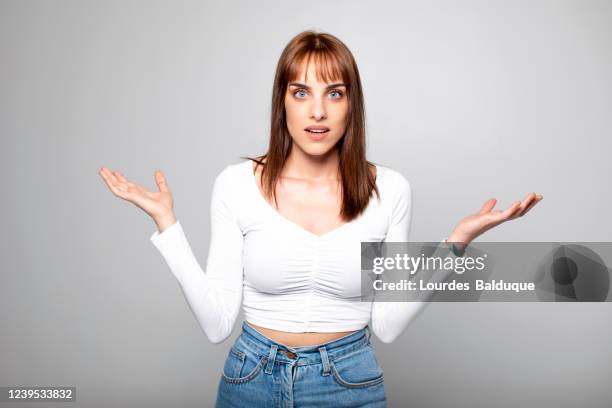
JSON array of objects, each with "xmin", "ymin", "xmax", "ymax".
[
  {"xmin": 451, "ymin": 192, "xmax": 543, "ymax": 244},
  {"xmin": 98, "ymin": 167, "xmax": 174, "ymax": 220}
]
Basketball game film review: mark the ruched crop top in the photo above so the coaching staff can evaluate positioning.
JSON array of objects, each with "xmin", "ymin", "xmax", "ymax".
[{"xmin": 150, "ymin": 159, "xmax": 448, "ymax": 344}]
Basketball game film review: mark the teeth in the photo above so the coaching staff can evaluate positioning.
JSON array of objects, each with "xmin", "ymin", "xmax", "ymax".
[{"xmin": 307, "ymin": 129, "xmax": 328, "ymax": 133}]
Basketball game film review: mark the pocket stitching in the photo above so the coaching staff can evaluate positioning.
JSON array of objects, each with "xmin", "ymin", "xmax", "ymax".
[
  {"xmin": 221, "ymin": 355, "xmax": 268, "ymax": 384},
  {"xmin": 330, "ymin": 360, "xmax": 384, "ymax": 389},
  {"xmin": 230, "ymin": 347, "xmax": 246, "ymax": 361}
]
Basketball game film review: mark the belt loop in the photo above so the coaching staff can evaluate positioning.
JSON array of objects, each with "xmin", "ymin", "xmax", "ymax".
[
  {"xmin": 265, "ymin": 344, "xmax": 278, "ymax": 375},
  {"xmin": 366, "ymin": 325, "xmax": 372, "ymax": 342},
  {"xmin": 318, "ymin": 346, "xmax": 331, "ymax": 376}
]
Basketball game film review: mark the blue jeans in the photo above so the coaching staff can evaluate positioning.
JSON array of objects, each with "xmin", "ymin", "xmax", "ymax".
[{"xmin": 215, "ymin": 321, "xmax": 387, "ymax": 407}]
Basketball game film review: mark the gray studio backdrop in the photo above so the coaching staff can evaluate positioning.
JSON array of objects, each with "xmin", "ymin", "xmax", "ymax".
[{"xmin": 1, "ymin": 0, "xmax": 611, "ymax": 407}]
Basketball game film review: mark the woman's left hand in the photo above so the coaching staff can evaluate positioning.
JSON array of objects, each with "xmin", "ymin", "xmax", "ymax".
[{"xmin": 447, "ymin": 192, "xmax": 543, "ymax": 246}]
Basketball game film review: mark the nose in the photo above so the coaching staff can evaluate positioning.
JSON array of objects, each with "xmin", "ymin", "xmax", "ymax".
[{"xmin": 310, "ymin": 96, "xmax": 328, "ymax": 120}]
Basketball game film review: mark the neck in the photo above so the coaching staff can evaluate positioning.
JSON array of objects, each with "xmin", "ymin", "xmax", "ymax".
[{"xmin": 282, "ymin": 147, "xmax": 340, "ymax": 181}]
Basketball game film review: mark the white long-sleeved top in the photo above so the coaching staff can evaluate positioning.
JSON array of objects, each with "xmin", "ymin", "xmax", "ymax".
[{"xmin": 150, "ymin": 160, "xmax": 449, "ymax": 344}]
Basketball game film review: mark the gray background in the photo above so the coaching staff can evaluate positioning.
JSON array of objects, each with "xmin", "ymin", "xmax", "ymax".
[{"xmin": 1, "ymin": 0, "xmax": 611, "ymax": 407}]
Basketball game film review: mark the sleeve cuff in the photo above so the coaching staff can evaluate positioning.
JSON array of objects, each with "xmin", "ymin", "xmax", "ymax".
[{"xmin": 150, "ymin": 220, "xmax": 182, "ymax": 246}]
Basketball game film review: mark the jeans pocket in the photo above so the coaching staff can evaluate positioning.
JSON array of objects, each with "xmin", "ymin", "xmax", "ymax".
[
  {"xmin": 330, "ymin": 346, "xmax": 384, "ymax": 389},
  {"xmin": 221, "ymin": 346, "xmax": 267, "ymax": 384}
]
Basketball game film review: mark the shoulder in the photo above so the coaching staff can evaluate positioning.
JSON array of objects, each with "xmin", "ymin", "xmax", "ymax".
[
  {"xmin": 375, "ymin": 165, "xmax": 413, "ymax": 224},
  {"xmin": 210, "ymin": 160, "xmax": 252, "ymax": 202},
  {"xmin": 214, "ymin": 159, "xmax": 252, "ymax": 184},
  {"xmin": 375, "ymin": 164, "xmax": 412, "ymax": 197}
]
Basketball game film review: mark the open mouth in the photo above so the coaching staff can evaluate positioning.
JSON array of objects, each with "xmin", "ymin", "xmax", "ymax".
[{"xmin": 306, "ymin": 129, "xmax": 330, "ymax": 134}]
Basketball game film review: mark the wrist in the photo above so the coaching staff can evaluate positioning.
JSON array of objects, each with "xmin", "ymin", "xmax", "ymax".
[
  {"xmin": 447, "ymin": 228, "xmax": 472, "ymax": 245},
  {"xmin": 446, "ymin": 230, "xmax": 472, "ymax": 256},
  {"xmin": 154, "ymin": 212, "xmax": 177, "ymax": 233}
]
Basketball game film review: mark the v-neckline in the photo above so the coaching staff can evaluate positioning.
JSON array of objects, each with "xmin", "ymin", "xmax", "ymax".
[{"xmin": 249, "ymin": 161, "xmax": 380, "ymax": 240}]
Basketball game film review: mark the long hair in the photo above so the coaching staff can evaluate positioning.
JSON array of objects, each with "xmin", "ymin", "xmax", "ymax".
[{"xmin": 243, "ymin": 30, "xmax": 379, "ymax": 222}]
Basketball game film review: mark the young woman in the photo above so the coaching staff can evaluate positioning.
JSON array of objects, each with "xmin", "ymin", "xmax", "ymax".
[{"xmin": 99, "ymin": 30, "xmax": 542, "ymax": 407}]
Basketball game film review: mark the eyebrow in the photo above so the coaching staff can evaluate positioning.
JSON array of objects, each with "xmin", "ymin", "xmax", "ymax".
[{"xmin": 288, "ymin": 82, "xmax": 347, "ymax": 89}]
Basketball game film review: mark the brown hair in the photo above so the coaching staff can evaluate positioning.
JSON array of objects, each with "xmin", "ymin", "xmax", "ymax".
[{"xmin": 242, "ymin": 30, "xmax": 379, "ymax": 222}]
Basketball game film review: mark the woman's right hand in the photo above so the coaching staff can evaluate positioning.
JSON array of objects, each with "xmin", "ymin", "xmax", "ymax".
[{"xmin": 98, "ymin": 167, "xmax": 177, "ymax": 232}]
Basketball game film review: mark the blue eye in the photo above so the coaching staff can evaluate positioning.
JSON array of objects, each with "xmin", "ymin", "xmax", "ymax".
[{"xmin": 292, "ymin": 88, "xmax": 344, "ymax": 99}]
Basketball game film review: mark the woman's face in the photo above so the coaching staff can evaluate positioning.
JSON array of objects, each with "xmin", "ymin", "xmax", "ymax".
[{"xmin": 284, "ymin": 61, "xmax": 348, "ymax": 157}]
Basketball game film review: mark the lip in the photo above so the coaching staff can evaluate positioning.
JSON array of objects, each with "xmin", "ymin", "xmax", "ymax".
[
  {"xmin": 305, "ymin": 125, "xmax": 330, "ymax": 131},
  {"xmin": 304, "ymin": 128, "xmax": 329, "ymax": 141}
]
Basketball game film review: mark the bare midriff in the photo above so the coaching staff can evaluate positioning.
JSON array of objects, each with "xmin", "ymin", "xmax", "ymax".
[{"xmin": 246, "ymin": 321, "xmax": 357, "ymax": 347}]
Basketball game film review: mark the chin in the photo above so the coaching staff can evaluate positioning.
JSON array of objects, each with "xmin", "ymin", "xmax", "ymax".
[
  {"xmin": 293, "ymin": 139, "xmax": 338, "ymax": 156},
  {"xmin": 300, "ymin": 145, "xmax": 334, "ymax": 157}
]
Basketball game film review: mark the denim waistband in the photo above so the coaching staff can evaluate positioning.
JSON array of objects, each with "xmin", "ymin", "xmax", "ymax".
[{"xmin": 236, "ymin": 321, "xmax": 372, "ymax": 369}]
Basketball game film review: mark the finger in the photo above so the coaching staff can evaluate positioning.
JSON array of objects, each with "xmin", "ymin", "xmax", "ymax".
[
  {"xmin": 113, "ymin": 170, "xmax": 128, "ymax": 183},
  {"xmin": 482, "ymin": 201, "xmax": 518, "ymax": 225},
  {"xmin": 155, "ymin": 170, "xmax": 170, "ymax": 193},
  {"xmin": 517, "ymin": 192, "xmax": 537, "ymax": 217},
  {"xmin": 102, "ymin": 175, "xmax": 127, "ymax": 197},
  {"xmin": 478, "ymin": 198, "xmax": 497, "ymax": 215},
  {"xmin": 521, "ymin": 192, "xmax": 537, "ymax": 207},
  {"xmin": 503, "ymin": 201, "xmax": 522, "ymax": 219},
  {"xmin": 104, "ymin": 169, "xmax": 128, "ymax": 194},
  {"xmin": 99, "ymin": 167, "xmax": 129, "ymax": 198},
  {"xmin": 99, "ymin": 167, "xmax": 119, "ymax": 189},
  {"xmin": 486, "ymin": 201, "xmax": 519, "ymax": 222},
  {"xmin": 112, "ymin": 171, "xmax": 136, "ymax": 192},
  {"xmin": 100, "ymin": 167, "xmax": 120, "ymax": 185},
  {"xmin": 520, "ymin": 194, "xmax": 543, "ymax": 216}
]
